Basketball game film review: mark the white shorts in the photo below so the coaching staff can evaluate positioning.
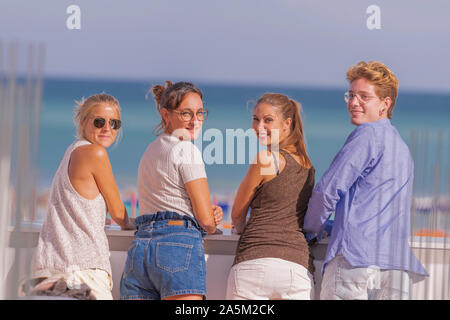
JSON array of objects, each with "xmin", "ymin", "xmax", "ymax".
[
  {"xmin": 320, "ymin": 255, "xmax": 411, "ymax": 300},
  {"xmin": 31, "ymin": 269, "xmax": 113, "ymax": 300},
  {"xmin": 226, "ymin": 257, "xmax": 314, "ymax": 300}
]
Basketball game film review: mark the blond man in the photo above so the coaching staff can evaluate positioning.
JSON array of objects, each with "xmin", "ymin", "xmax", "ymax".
[{"xmin": 304, "ymin": 61, "xmax": 428, "ymax": 300}]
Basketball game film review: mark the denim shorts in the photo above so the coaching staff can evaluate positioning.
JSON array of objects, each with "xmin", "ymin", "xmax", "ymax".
[{"xmin": 120, "ymin": 211, "xmax": 207, "ymax": 300}]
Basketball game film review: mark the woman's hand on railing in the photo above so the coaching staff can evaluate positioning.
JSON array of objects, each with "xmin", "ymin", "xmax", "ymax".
[
  {"xmin": 212, "ymin": 204, "xmax": 223, "ymax": 226},
  {"xmin": 122, "ymin": 217, "xmax": 136, "ymax": 230}
]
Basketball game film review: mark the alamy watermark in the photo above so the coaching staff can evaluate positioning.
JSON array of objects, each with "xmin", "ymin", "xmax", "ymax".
[
  {"xmin": 67, "ymin": 5, "xmax": 382, "ymax": 31},
  {"xmin": 170, "ymin": 127, "xmax": 280, "ymax": 175},
  {"xmin": 66, "ymin": 5, "xmax": 81, "ymax": 30},
  {"xmin": 366, "ymin": 5, "xmax": 381, "ymax": 30}
]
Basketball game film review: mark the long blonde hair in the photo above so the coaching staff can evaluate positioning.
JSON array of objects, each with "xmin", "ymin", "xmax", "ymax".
[{"xmin": 255, "ymin": 93, "xmax": 312, "ymax": 169}]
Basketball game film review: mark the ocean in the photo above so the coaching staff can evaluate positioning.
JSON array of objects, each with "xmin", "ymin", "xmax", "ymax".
[{"xmin": 36, "ymin": 78, "xmax": 450, "ymax": 231}]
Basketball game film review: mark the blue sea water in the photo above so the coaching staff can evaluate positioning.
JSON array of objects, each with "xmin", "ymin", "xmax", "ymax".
[
  {"xmin": 36, "ymin": 78, "xmax": 450, "ymax": 227},
  {"xmin": 38, "ymin": 78, "xmax": 449, "ymax": 188}
]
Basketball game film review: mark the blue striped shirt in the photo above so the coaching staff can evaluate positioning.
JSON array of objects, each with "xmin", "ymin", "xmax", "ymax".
[{"xmin": 304, "ymin": 119, "xmax": 428, "ymax": 278}]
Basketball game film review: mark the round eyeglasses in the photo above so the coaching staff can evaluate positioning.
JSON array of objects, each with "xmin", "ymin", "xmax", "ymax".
[
  {"xmin": 173, "ymin": 109, "xmax": 208, "ymax": 122},
  {"xmin": 344, "ymin": 91, "xmax": 378, "ymax": 104}
]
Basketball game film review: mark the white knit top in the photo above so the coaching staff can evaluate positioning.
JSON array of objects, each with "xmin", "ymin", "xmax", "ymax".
[
  {"xmin": 32, "ymin": 139, "xmax": 111, "ymax": 278},
  {"xmin": 138, "ymin": 133, "xmax": 207, "ymax": 218}
]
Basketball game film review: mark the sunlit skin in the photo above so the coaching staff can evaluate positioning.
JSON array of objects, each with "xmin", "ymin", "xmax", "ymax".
[
  {"xmin": 69, "ymin": 102, "xmax": 133, "ymax": 230},
  {"xmin": 82, "ymin": 104, "xmax": 120, "ymax": 148},
  {"xmin": 347, "ymin": 78, "xmax": 391, "ymax": 126},
  {"xmin": 231, "ymin": 102, "xmax": 303, "ymax": 234},
  {"xmin": 252, "ymin": 102, "xmax": 291, "ymax": 147},
  {"xmin": 161, "ymin": 92, "xmax": 204, "ymax": 141},
  {"xmin": 159, "ymin": 91, "xmax": 222, "ymax": 301}
]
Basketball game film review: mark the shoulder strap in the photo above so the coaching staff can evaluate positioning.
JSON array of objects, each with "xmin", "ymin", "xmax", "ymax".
[{"xmin": 271, "ymin": 152, "xmax": 279, "ymax": 176}]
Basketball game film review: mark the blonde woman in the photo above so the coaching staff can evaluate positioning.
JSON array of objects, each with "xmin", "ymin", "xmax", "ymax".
[
  {"xmin": 226, "ymin": 93, "xmax": 315, "ymax": 300},
  {"xmin": 29, "ymin": 93, "xmax": 134, "ymax": 300}
]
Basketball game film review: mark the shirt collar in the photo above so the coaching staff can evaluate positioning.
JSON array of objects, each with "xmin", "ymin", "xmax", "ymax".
[
  {"xmin": 377, "ymin": 118, "xmax": 391, "ymax": 126},
  {"xmin": 161, "ymin": 132, "xmax": 182, "ymax": 143}
]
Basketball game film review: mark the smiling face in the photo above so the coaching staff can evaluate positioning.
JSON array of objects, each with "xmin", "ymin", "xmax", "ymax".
[
  {"xmin": 82, "ymin": 103, "xmax": 120, "ymax": 148},
  {"xmin": 347, "ymin": 78, "xmax": 390, "ymax": 126},
  {"xmin": 252, "ymin": 102, "xmax": 291, "ymax": 146},
  {"xmin": 162, "ymin": 92, "xmax": 204, "ymax": 140}
]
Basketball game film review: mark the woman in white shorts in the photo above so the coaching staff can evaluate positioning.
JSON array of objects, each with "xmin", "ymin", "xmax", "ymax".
[
  {"xmin": 226, "ymin": 93, "xmax": 316, "ymax": 300},
  {"xmin": 28, "ymin": 93, "xmax": 134, "ymax": 299}
]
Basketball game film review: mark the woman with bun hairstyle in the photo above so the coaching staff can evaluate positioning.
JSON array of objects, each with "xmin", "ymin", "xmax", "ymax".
[
  {"xmin": 226, "ymin": 93, "xmax": 315, "ymax": 300},
  {"xmin": 120, "ymin": 81, "xmax": 223, "ymax": 300},
  {"xmin": 29, "ymin": 93, "xmax": 134, "ymax": 300}
]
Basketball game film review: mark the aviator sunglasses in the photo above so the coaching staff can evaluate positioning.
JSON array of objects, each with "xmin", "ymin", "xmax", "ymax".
[{"xmin": 93, "ymin": 117, "xmax": 122, "ymax": 130}]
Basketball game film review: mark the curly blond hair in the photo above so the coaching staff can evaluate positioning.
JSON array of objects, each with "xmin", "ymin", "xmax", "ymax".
[{"xmin": 346, "ymin": 61, "xmax": 399, "ymax": 119}]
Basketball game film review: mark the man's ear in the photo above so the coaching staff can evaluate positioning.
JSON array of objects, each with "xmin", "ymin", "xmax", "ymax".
[
  {"xmin": 384, "ymin": 97, "xmax": 392, "ymax": 110},
  {"xmin": 380, "ymin": 97, "xmax": 392, "ymax": 116}
]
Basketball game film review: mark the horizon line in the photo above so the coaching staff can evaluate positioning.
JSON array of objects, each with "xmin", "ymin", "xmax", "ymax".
[
  {"xmin": 3, "ymin": 73, "xmax": 450, "ymax": 96},
  {"xmin": 42, "ymin": 75, "xmax": 450, "ymax": 96}
]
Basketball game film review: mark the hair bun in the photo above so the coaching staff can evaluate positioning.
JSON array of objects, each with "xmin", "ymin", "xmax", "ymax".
[{"xmin": 148, "ymin": 80, "xmax": 174, "ymax": 109}]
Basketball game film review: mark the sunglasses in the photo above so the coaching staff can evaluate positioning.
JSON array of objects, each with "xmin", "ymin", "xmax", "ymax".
[{"xmin": 93, "ymin": 117, "xmax": 122, "ymax": 130}]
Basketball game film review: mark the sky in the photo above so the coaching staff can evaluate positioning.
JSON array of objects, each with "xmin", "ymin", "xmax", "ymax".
[{"xmin": 1, "ymin": 0, "xmax": 450, "ymax": 92}]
